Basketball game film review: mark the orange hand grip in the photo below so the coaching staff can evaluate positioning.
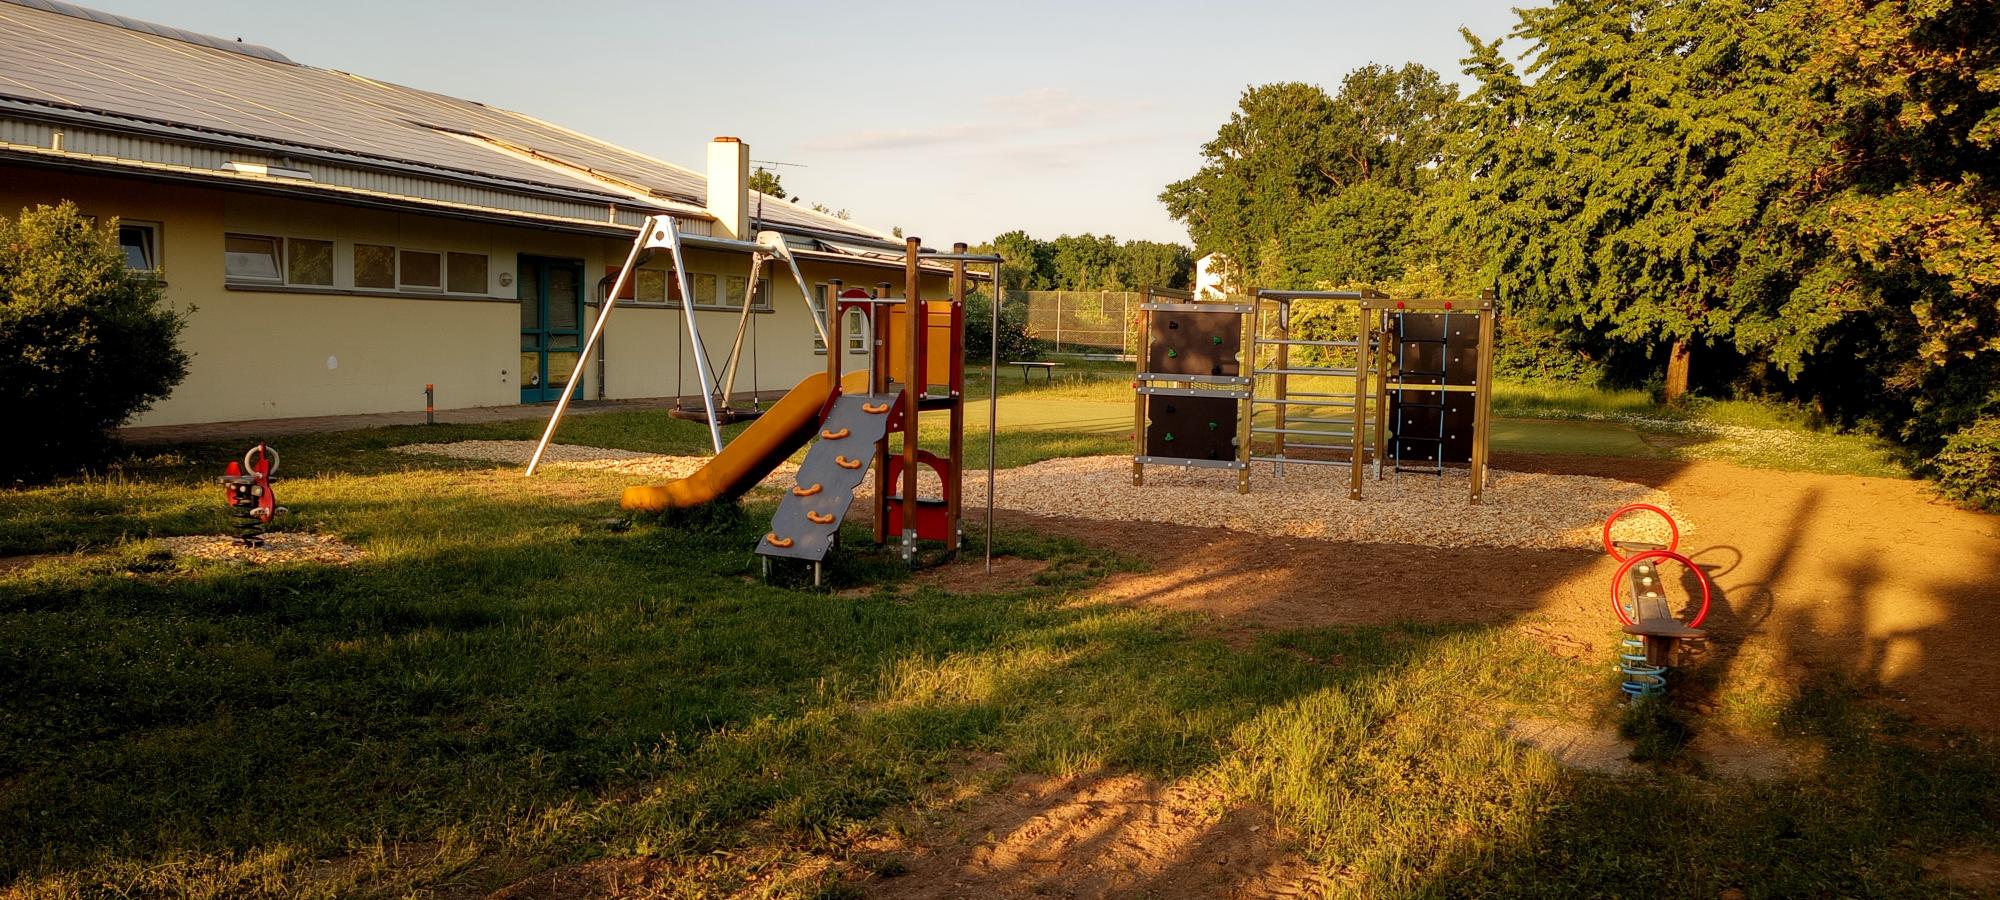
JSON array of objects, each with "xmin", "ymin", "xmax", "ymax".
[
  {"xmin": 862, "ymin": 402, "xmax": 890, "ymax": 414},
  {"xmin": 821, "ymin": 427, "xmax": 851, "ymax": 440},
  {"xmin": 807, "ymin": 511, "xmax": 834, "ymax": 524},
  {"xmin": 792, "ymin": 483, "xmax": 823, "ymax": 497},
  {"xmin": 765, "ymin": 533, "xmax": 794, "ymax": 548},
  {"xmin": 836, "ymin": 455, "xmax": 862, "ymax": 469}
]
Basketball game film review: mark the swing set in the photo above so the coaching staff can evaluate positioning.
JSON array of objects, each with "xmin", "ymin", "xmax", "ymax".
[
  {"xmin": 526, "ymin": 214, "xmax": 825, "ymax": 468},
  {"xmin": 523, "ymin": 214, "xmax": 1011, "ymax": 575}
]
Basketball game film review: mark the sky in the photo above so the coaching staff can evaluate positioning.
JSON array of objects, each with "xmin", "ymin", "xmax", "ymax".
[{"xmin": 88, "ymin": 0, "xmax": 1521, "ymax": 246}]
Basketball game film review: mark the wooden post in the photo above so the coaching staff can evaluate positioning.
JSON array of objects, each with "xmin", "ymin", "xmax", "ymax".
[
  {"xmin": 1237, "ymin": 295, "xmax": 1260, "ymax": 494},
  {"xmin": 1134, "ymin": 288, "xmax": 1149, "ymax": 487},
  {"xmin": 1471, "ymin": 290, "xmax": 1497, "ymax": 504},
  {"xmin": 826, "ymin": 279, "xmax": 843, "ymax": 387},
  {"xmin": 871, "ymin": 280, "xmax": 889, "ymax": 547},
  {"xmin": 901, "ymin": 237, "xmax": 922, "ymax": 560},
  {"xmin": 948, "ymin": 243, "xmax": 968, "ymax": 548},
  {"xmin": 1350, "ymin": 306, "xmax": 1371, "ymax": 500}
]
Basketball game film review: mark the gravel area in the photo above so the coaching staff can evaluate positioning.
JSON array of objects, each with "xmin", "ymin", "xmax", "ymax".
[
  {"xmin": 969, "ymin": 456, "xmax": 1684, "ymax": 551},
  {"xmin": 393, "ymin": 442, "xmax": 1682, "ymax": 551},
  {"xmin": 392, "ymin": 440, "xmax": 798, "ymax": 483},
  {"xmin": 157, "ymin": 532, "xmax": 366, "ymax": 565}
]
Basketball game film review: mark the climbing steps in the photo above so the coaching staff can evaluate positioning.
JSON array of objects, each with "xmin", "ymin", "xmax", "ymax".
[{"xmin": 757, "ymin": 390, "xmax": 900, "ymax": 568}]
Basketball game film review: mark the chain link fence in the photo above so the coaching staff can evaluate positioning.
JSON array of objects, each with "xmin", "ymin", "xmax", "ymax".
[{"xmin": 1009, "ymin": 290, "xmax": 1144, "ymax": 358}]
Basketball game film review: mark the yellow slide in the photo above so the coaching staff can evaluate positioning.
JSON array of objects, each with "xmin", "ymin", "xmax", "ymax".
[{"xmin": 621, "ymin": 371, "xmax": 868, "ymax": 511}]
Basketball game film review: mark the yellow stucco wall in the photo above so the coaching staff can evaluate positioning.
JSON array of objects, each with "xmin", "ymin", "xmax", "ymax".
[{"xmin": 2, "ymin": 165, "xmax": 958, "ymax": 426}]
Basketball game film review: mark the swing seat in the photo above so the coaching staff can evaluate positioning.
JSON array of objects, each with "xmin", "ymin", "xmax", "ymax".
[{"xmin": 670, "ymin": 405, "xmax": 766, "ymax": 426}]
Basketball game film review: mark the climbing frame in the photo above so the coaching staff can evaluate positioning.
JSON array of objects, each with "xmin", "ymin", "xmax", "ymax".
[{"xmin": 1132, "ymin": 286, "xmax": 1252, "ymax": 484}]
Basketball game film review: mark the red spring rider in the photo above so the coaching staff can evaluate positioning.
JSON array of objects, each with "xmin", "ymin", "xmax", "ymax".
[
  {"xmin": 1601, "ymin": 503, "xmax": 1711, "ymax": 699},
  {"xmin": 219, "ymin": 443, "xmax": 287, "ymax": 546}
]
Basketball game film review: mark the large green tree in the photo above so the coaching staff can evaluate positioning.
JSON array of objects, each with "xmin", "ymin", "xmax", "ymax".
[
  {"xmin": 1439, "ymin": 0, "xmax": 1801, "ymax": 400},
  {"xmin": 1162, "ymin": 65, "xmax": 1461, "ymax": 288}
]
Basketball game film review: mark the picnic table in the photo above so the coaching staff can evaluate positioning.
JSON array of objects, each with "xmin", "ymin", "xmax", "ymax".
[{"xmin": 1009, "ymin": 361, "xmax": 1063, "ymax": 383}]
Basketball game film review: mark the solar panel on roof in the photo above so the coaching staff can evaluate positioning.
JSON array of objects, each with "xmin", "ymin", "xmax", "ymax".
[
  {"xmin": 3, "ymin": 0, "xmax": 293, "ymax": 63},
  {"xmin": 0, "ymin": 0, "xmax": 895, "ymax": 243}
]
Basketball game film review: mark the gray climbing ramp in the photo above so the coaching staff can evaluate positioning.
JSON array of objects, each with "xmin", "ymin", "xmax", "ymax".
[{"xmin": 757, "ymin": 391, "xmax": 899, "ymax": 563}]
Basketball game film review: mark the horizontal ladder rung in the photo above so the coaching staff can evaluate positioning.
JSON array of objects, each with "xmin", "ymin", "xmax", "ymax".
[
  {"xmin": 1258, "ymin": 338, "xmax": 1359, "ymax": 348},
  {"xmin": 1251, "ymin": 455, "xmax": 1361, "ymax": 466},
  {"xmin": 1261, "ymin": 441, "xmax": 1359, "ymax": 451},
  {"xmin": 1254, "ymin": 427, "xmax": 1354, "ymax": 438},
  {"xmin": 1252, "ymin": 397, "xmax": 1358, "ymax": 408},
  {"xmin": 1257, "ymin": 367, "xmax": 1358, "ymax": 377}
]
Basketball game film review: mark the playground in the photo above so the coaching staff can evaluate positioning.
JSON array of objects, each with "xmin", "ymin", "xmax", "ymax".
[{"xmin": 3, "ymin": 232, "xmax": 1998, "ymax": 897}]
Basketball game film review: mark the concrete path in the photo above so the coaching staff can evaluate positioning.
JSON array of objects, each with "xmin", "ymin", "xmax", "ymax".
[{"xmin": 118, "ymin": 396, "xmax": 702, "ymax": 444}]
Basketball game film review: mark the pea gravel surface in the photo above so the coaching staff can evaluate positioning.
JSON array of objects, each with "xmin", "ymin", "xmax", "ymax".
[{"xmin": 393, "ymin": 443, "xmax": 1682, "ymax": 551}]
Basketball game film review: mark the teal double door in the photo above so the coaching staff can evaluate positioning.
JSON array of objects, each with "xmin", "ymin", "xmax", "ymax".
[{"xmin": 519, "ymin": 255, "xmax": 585, "ymax": 403}]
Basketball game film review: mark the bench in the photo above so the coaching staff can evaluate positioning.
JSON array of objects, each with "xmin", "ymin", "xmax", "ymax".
[{"xmin": 1009, "ymin": 361, "xmax": 1063, "ymax": 384}]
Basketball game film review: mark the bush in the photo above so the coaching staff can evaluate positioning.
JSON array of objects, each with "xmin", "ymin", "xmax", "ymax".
[
  {"xmin": 965, "ymin": 290, "xmax": 1038, "ymax": 362},
  {"xmin": 0, "ymin": 202, "xmax": 189, "ymax": 480},
  {"xmin": 1930, "ymin": 414, "xmax": 2000, "ymax": 512}
]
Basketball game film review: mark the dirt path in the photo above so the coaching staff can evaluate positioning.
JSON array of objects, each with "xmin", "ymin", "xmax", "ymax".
[
  {"xmin": 871, "ymin": 770, "xmax": 1319, "ymax": 900},
  {"xmin": 962, "ymin": 455, "xmax": 2000, "ymax": 736}
]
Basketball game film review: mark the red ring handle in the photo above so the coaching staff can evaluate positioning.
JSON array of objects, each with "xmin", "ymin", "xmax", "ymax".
[
  {"xmin": 1602, "ymin": 502, "xmax": 1679, "ymax": 561},
  {"xmin": 1610, "ymin": 549, "xmax": 1711, "ymax": 628}
]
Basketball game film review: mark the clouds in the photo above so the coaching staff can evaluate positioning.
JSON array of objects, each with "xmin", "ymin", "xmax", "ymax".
[{"xmin": 806, "ymin": 86, "xmax": 1148, "ymax": 153}]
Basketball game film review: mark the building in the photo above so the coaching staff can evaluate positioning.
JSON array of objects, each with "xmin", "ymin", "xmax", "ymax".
[{"xmin": 0, "ymin": 0, "xmax": 960, "ymax": 427}]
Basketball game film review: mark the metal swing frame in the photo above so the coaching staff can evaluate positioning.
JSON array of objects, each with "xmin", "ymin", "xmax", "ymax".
[{"xmin": 526, "ymin": 214, "xmax": 828, "ymax": 472}]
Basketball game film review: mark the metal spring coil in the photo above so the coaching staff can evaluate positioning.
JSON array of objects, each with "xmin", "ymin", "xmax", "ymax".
[{"xmin": 1619, "ymin": 637, "xmax": 1667, "ymax": 699}]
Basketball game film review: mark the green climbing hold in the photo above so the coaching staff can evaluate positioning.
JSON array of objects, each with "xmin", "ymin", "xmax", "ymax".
[
  {"xmin": 1163, "ymin": 432, "xmax": 1175, "ymax": 441},
  {"xmin": 1212, "ymin": 335, "xmax": 1223, "ymax": 344},
  {"xmin": 1208, "ymin": 421, "xmax": 1219, "ymax": 430},
  {"xmin": 1167, "ymin": 348, "xmax": 1179, "ymax": 358}
]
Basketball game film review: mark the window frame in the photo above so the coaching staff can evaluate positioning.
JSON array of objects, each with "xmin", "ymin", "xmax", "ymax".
[
  {"xmin": 445, "ymin": 251, "xmax": 489, "ymax": 296},
  {"xmin": 117, "ymin": 220, "xmax": 163, "ymax": 275},
  {"xmin": 397, "ymin": 247, "xmax": 446, "ymax": 293},
  {"xmin": 223, "ymin": 232, "xmax": 285, "ymax": 284},
  {"xmin": 351, "ymin": 242, "xmax": 398, "ymax": 291},
  {"xmin": 284, "ymin": 236, "xmax": 337, "ymax": 288}
]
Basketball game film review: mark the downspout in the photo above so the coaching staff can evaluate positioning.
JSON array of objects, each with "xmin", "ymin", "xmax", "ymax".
[{"xmin": 595, "ymin": 275, "xmax": 615, "ymax": 400}]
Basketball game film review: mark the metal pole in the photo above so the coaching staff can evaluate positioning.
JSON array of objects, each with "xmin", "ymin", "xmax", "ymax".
[
  {"xmin": 718, "ymin": 251, "xmax": 766, "ymax": 405},
  {"xmin": 527, "ymin": 220, "xmax": 652, "ymax": 475},
  {"xmin": 901, "ymin": 236, "xmax": 922, "ymax": 562},
  {"xmin": 757, "ymin": 232, "xmax": 830, "ymax": 348},
  {"xmin": 664, "ymin": 224, "xmax": 725, "ymax": 452},
  {"xmin": 985, "ymin": 259, "xmax": 1000, "ymax": 575}
]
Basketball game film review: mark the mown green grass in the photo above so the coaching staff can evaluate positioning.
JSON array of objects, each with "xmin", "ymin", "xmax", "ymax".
[
  {"xmin": 2, "ymin": 428, "xmax": 1995, "ymax": 897},
  {"xmin": 0, "ymin": 366, "xmax": 1977, "ymax": 896}
]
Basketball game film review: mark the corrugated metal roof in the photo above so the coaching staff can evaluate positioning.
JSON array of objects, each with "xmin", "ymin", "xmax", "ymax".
[{"xmin": 0, "ymin": 0, "xmax": 891, "ymax": 242}]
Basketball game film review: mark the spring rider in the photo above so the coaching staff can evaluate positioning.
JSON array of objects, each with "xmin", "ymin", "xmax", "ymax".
[
  {"xmin": 1602, "ymin": 504, "xmax": 1710, "ymax": 699},
  {"xmin": 218, "ymin": 443, "xmax": 287, "ymax": 547}
]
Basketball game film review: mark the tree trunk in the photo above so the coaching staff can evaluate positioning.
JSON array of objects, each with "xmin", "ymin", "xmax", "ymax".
[{"xmin": 1665, "ymin": 340, "xmax": 1692, "ymax": 405}]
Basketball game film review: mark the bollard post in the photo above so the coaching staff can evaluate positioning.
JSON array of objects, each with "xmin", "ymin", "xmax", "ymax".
[{"xmin": 425, "ymin": 384, "xmax": 434, "ymax": 425}]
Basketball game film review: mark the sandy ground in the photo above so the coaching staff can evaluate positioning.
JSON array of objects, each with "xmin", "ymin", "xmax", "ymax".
[
  {"xmin": 394, "ymin": 442, "xmax": 1678, "ymax": 552},
  {"xmin": 953, "ymin": 455, "xmax": 2000, "ymax": 738}
]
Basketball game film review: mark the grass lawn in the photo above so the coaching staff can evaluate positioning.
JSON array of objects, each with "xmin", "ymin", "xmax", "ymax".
[
  {"xmin": 2, "ymin": 387, "xmax": 1994, "ymax": 897},
  {"xmin": 1009, "ymin": 357, "xmax": 1908, "ymax": 476}
]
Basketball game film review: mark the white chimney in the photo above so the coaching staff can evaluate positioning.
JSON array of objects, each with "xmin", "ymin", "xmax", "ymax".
[{"xmin": 705, "ymin": 136, "xmax": 749, "ymax": 240}]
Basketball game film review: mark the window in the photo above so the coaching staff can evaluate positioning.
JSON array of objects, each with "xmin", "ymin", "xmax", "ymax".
[
  {"xmin": 447, "ymin": 252, "xmax": 488, "ymax": 294},
  {"xmin": 224, "ymin": 234, "xmax": 282, "ymax": 282},
  {"xmin": 847, "ymin": 309, "xmax": 867, "ymax": 353},
  {"xmin": 691, "ymin": 273, "xmax": 717, "ymax": 306},
  {"xmin": 399, "ymin": 249, "xmax": 443, "ymax": 291},
  {"xmin": 634, "ymin": 268, "xmax": 668, "ymax": 303},
  {"xmin": 287, "ymin": 238, "xmax": 334, "ymax": 286},
  {"xmin": 812, "ymin": 283, "xmax": 828, "ymax": 352},
  {"xmin": 118, "ymin": 222, "xmax": 160, "ymax": 273},
  {"xmin": 354, "ymin": 243, "xmax": 395, "ymax": 289}
]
